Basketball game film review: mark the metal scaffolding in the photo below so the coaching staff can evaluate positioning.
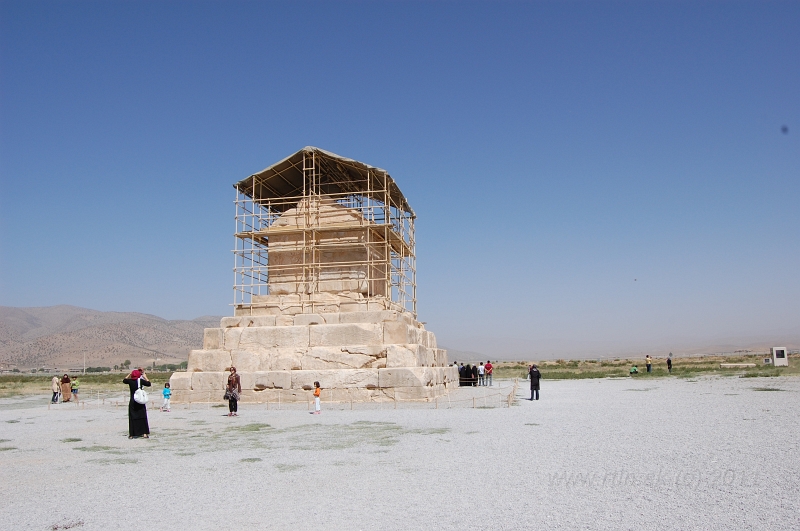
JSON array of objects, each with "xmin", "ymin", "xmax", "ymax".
[{"xmin": 233, "ymin": 147, "xmax": 417, "ymax": 317}]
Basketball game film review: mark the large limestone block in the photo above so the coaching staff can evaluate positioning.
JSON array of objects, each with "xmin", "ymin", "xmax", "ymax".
[
  {"xmin": 170, "ymin": 389, "xmax": 222, "ymax": 403},
  {"xmin": 417, "ymin": 346, "xmax": 436, "ymax": 367},
  {"xmin": 269, "ymin": 348, "xmax": 306, "ymax": 371},
  {"xmin": 276, "ymin": 315, "xmax": 294, "ymax": 326},
  {"xmin": 433, "ymin": 348, "xmax": 448, "ymax": 367},
  {"xmin": 238, "ymin": 387, "xmax": 308, "ymax": 403},
  {"xmin": 390, "ymin": 385, "xmax": 443, "ymax": 401},
  {"xmin": 386, "ymin": 344, "xmax": 420, "ymax": 368},
  {"xmin": 309, "ymin": 323, "xmax": 383, "ymax": 347},
  {"xmin": 203, "ymin": 328, "xmax": 224, "ymax": 350},
  {"xmin": 243, "ymin": 306, "xmax": 282, "ymax": 316},
  {"xmin": 300, "ymin": 346, "xmax": 385, "ymax": 370},
  {"xmin": 187, "ymin": 349, "xmax": 232, "ymax": 372},
  {"xmin": 221, "ymin": 316, "xmax": 277, "ymax": 328},
  {"xmin": 327, "ymin": 387, "xmax": 391, "ymax": 402},
  {"xmin": 339, "ymin": 310, "xmax": 399, "ymax": 324},
  {"xmin": 317, "ymin": 312, "xmax": 340, "ymax": 324},
  {"xmin": 379, "ymin": 367, "xmax": 435, "ymax": 388},
  {"xmin": 250, "ymin": 316, "xmax": 278, "ymax": 327},
  {"xmin": 168, "ymin": 371, "xmax": 192, "ymax": 390},
  {"xmin": 230, "ymin": 350, "xmax": 262, "ymax": 373},
  {"xmin": 290, "ymin": 369, "xmax": 379, "ymax": 389},
  {"xmin": 422, "ymin": 331, "xmax": 438, "ymax": 349},
  {"xmin": 220, "ymin": 317, "xmax": 241, "ymax": 328},
  {"xmin": 340, "ymin": 301, "xmax": 367, "ymax": 313},
  {"xmin": 223, "ymin": 328, "xmax": 243, "ymax": 350},
  {"xmin": 238, "ymin": 326, "xmax": 310, "ymax": 350},
  {"xmin": 383, "ymin": 322, "xmax": 421, "ymax": 345},
  {"xmin": 191, "ymin": 371, "xmax": 226, "ymax": 391},
  {"xmin": 294, "ymin": 313, "xmax": 326, "ymax": 326},
  {"xmin": 240, "ymin": 371, "xmax": 292, "ymax": 390}
]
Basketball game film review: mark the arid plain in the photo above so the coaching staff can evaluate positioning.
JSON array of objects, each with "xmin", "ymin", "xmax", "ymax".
[{"xmin": 1, "ymin": 375, "xmax": 798, "ymax": 531}]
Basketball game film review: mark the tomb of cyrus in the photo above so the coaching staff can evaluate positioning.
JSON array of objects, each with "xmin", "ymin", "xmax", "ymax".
[{"xmin": 170, "ymin": 147, "xmax": 457, "ymax": 402}]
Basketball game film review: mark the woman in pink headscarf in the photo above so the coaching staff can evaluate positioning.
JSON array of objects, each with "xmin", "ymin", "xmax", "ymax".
[{"xmin": 123, "ymin": 368, "xmax": 151, "ymax": 438}]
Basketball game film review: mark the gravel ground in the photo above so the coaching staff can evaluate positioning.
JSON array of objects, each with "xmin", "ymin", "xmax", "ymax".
[{"xmin": 1, "ymin": 376, "xmax": 798, "ymax": 531}]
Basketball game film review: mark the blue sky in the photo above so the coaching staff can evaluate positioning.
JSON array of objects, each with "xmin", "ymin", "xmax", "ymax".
[{"xmin": 1, "ymin": 1, "xmax": 798, "ymax": 358}]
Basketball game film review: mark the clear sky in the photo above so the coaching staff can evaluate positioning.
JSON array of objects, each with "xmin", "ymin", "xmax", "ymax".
[{"xmin": 1, "ymin": 1, "xmax": 798, "ymax": 358}]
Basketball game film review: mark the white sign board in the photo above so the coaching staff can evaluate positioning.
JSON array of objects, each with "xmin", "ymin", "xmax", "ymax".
[{"xmin": 771, "ymin": 347, "xmax": 789, "ymax": 367}]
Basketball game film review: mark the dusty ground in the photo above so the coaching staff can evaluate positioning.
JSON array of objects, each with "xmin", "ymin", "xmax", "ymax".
[{"xmin": 1, "ymin": 376, "xmax": 798, "ymax": 531}]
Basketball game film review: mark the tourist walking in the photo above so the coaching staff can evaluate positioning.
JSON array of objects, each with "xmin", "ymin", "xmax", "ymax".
[
  {"xmin": 123, "ymin": 369, "xmax": 151, "ymax": 438},
  {"xmin": 528, "ymin": 364, "xmax": 541, "ymax": 400},
  {"xmin": 70, "ymin": 377, "xmax": 80, "ymax": 402},
  {"xmin": 51, "ymin": 375, "xmax": 60, "ymax": 403},
  {"xmin": 485, "ymin": 360, "xmax": 493, "ymax": 386},
  {"xmin": 667, "ymin": 354, "xmax": 672, "ymax": 373},
  {"xmin": 161, "ymin": 382, "xmax": 171, "ymax": 412},
  {"xmin": 646, "ymin": 355, "xmax": 653, "ymax": 373},
  {"xmin": 60, "ymin": 374, "xmax": 72, "ymax": 402},
  {"xmin": 312, "ymin": 381, "xmax": 321, "ymax": 414},
  {"xmin": 225, "ymin": 367, "xmax": 241, "ymax": 417}
]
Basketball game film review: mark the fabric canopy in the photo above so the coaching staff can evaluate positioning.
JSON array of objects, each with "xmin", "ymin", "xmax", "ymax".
[{"xmin": 235, "ymin": 146, "xmax": 414, "ymax": 216}]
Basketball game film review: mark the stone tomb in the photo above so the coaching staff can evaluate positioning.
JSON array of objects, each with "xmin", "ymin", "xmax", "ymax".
[
  {"xmin": 169, "ymin": 181, "xmax": 456, "ymax": 402},
  {"xmin": 170, "ymin": 147, "xmax": 458, "ymax": 402}
]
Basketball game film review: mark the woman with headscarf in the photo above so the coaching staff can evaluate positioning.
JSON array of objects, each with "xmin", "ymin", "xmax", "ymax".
[
  {"xmin": 123, "ymin": 369, "xmax": 151, "ymax": 438},
  {"xmin": 528, "ymin": 364, "xmax": 541, "ymax": 400},
  {"xmin": 60, "ymin": 374, "xmax": 72, "ymax": 402},
  {"xmin": 226, "ymin": 367, "xmax": 241, "ymax": 417},
  {"xmin": 51, "ymin": 375, "xmax": 60, "ymax": 403}
]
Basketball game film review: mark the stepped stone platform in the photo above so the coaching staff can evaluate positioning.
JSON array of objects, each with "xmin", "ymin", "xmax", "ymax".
[{"xmin": 169, "ymin": 301, "xmax": 457, "ymax": 403}]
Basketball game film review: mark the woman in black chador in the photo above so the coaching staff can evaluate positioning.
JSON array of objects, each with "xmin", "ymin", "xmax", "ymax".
[
  {"xmin": 471, "ymin": 364, "xmax": 479, "ymax": 387},
  {"xmin": 123, "ymin": 369, "xmax": 151, "ymax": 438},
  {"xmin": 528, "ymin": 364, "xmax": 541, "ymax": 400}
]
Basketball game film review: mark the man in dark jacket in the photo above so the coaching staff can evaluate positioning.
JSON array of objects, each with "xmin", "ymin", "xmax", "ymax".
[{"xmin": 528, "ymin": 365, "xmax": 541, "ymax": 400}]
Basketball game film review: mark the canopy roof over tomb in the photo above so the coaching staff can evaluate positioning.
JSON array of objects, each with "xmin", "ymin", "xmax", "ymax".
[{"xmin": 235, "ymin": 146, "xmax": 414, "ymax": 216}]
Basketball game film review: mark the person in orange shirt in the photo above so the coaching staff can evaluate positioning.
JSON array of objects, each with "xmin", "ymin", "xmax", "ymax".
[{"xmin": 312, "ymin": 381, "xmax": 321, "ymax": 415}]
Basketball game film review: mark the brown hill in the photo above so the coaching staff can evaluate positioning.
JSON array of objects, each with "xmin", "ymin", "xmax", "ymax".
[{"xmin": 0, "ymin": 305, "xmax": 222, "ymax": 370}]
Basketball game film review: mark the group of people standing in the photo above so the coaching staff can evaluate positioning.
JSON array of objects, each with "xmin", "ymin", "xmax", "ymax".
[
  {"xmin": 50, "ymin": 374, "xmax": 79, "ymax": 403},
  {"xmin": 223, "ymin": 366, "xmax": 323, "ymax": 416},
  {"xmin": 455, "ymin": 361, "xmax": 493, "ymax": 386},
  {"xmin": 630, "ymin": 354, "xmax": 673, "ymax": 375}
]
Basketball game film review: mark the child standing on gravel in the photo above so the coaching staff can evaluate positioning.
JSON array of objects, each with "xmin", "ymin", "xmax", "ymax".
[
  {"xmin": 312, "ymin": 381, "xmax": 321, "ymax": 414},
  {"xmin": 161, "ymin": 382, "xmax": 171, "ymax": 412}
]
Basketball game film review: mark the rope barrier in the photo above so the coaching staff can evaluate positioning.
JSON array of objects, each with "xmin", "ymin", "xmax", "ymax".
[{"xmin": 40, "ymin": 382, "xmax": 519, "ymax": 411}]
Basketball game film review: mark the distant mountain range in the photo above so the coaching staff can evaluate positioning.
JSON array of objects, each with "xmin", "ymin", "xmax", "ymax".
[
  {"xmin": 2, "ymin": 305, "xmax": 796, "ymax": 370},
  {"xmin": 0, "ymin": 305, "xmax": 222, "ymax": 370}
]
